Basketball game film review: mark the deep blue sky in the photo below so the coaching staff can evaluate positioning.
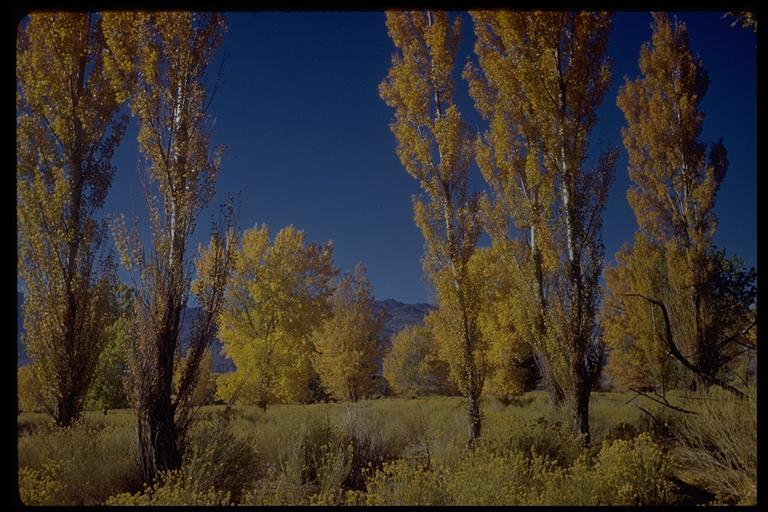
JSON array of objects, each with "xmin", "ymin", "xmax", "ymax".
[{"xmin": 102, "ymin": 11, "xmax": 757, "ymax": 305}]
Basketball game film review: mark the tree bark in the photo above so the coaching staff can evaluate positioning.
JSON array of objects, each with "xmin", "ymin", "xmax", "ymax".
[
  {"xmin": 54, "ymin": 393, "xmax": 78, "ymax": 428},
  {"xmin": 571, "ymin": 366, "xmax": 591, "ymax": 446},
  {"xmin": 137, "ymin": 393, "xmax": 181, "ymax": 483},
  {"xmin": 467, "ymin": 390, "xmax": 481, "ymax": 447}
]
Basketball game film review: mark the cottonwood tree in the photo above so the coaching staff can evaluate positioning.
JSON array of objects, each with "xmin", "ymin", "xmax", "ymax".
[
  {"xmin": 17, "ymin": 13, "xmax": 127, "ymax": 426},
  {"xmin": 380, "ymin": 11, "xmax": 485, "ymax": 446},
  {"xmin": 102, "ymin": 12, "xmax": 235, "ymax": 481},
  {"xmin": 465, "ymin": 11, "xmax": 616, "ymax": 444},
  {"xmin": 612, "ymin": 13, "xmax": 753, "ymax": 395},
  {"xmin": 312, "ymin": 264, "xmax": 385, "ymax": 402},
  {"xmin": 383, "ymin": 324, "xmax": 453, "ymax": 397},
  {"xmin": 216, "ymin": 224, "xmax": 337, "ymax": 409}
]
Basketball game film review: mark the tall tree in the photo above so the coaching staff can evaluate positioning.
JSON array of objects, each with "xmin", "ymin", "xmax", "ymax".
[
  {"xmin": 312, "ymin": 264, "xmax": 385, "ymax": 402},
  {"xmin": 613, "ymin": 13, "xmax": 749, "ymax": 393},
  {"xmin": 16, "ymin": 13, "xmax": 127, "ymax": 426},
  {"xmin": 102, "ymin": 12, "xmax": 235, "ymax": 481},
  {"xmin": 380, "ymin": 11, "xmax": 485, "ymax": 446},
  {"xmin": 216, "ymin": 224, "xmax": 337, "ymax": 409},
  {"xmin": 465, "ymin": 11, "xmax": 616, "ymax": 443}
]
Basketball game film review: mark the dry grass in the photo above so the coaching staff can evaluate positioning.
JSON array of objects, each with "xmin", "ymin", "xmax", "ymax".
[{"xmin": 17, "ymin": 389, "xmax": 752, "ymax": 505}]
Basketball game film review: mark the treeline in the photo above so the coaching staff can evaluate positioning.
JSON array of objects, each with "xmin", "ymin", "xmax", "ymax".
[
  {"xmin": 17, "ymin": 11, "xmax": 755, "ymax": 485},
  {"xmin": 378, "ymin": 10, "xmax": 756, "ymax": 447}
]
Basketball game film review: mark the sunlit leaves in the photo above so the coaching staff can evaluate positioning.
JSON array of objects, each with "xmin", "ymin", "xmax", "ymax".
[
  {"xmin": 381, "ymin": 11, "xmax": 484, "ymax": 442},
  {"xmin": 312, "ymin": 264, "xmax": 385, "ymax": 402},
  {"xmin": 17, "ymin": 13, "xmax": 125, "ymax": 426},
  {"xmin": 217, "ymin": 225, "xmax": 337, "ymax": 407},
  {"xmin": 467, "ymin": 11, "xmax": 615, "ymax": 438}
]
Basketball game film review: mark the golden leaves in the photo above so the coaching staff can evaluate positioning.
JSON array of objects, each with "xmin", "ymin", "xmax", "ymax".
[{"xmin": 218, "ymin": 224, "xmax": 338, "ymax": 406}]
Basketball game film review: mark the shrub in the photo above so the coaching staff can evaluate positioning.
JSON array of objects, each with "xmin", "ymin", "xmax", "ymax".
[
  {"xmin": 18, "ymin": 464, "xmax": 66, "ymax": 506},
  {"xmin": 671, "ymin": 387, "xmax": 756, "ymax": 505},
  {"xmin": 357, "ymin": 431, "xmax": 673, "ymax": 506},
  {"xmin": 605, "ymin": 421, "xmax": 640, "ymax": 441},
  {"xmin": 338, "ymin": 405, "xmax": 393, "ymax": 489},
  {"xmin": 241, "ymin": 471, "xmax": 313, "ymax": 506},
  {"xmin": 104, "ymin": 470, "xmax": 231, "ymax": 505},
  {"xmin": 502, "ymin": 416, "xmax": 584, "ymax": 467},
  {"xmin": 445, "ymin": 448, "xmax": 560, "ymax": 505},
  {"xmin": 543, "ymin": 433, "xmax": 674, "ymax": 505},
  {"xmin": 17, "ymin": 423, "xmax": 141, "ymax": 505},
  {"xmin": 354, "ymin": 460, "xmax": 450, "ymax": 505},
  {"xmin": 181, "ymin": 412, "xmax": 262, "ymax": 501}
]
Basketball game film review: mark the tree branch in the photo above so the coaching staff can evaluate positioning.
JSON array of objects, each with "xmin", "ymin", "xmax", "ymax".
[{"xmin": 620, "ymin": 293, "xmax": 746, "ymax": 399}]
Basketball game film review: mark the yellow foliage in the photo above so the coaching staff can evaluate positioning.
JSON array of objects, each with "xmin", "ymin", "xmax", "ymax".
[
  {"xmin": 383, "ymin": 324, "xmax": 452, "ymax": 397},
  {"xmin": 465, "ymin": 12, "xmax": 617, "ymax": 436},
  {"xmin": 104, "ymin": 470, "xmax": 231, "ymax": 505},
  {"xmin": 17, "ymin": 13, "xmax": 124, "ymax": 426},
  {"xmin": 217, "ymin": 224, "xmax": 337, "ymax": 407},
  {"xmin": 612, "ymin": 14, "xmax": 749, "ymax": 391},
  {"xmin": 18, "ymin": 464, "xmax": 66, "ymax": 506},
  {"xmin": 603, "ymin": 234, "xmax": 681, "ymax": 391},
  {"xmin": 17, "ymin": 365, "xmax": 46, "ymax": 413},
  {"xmin": 380, "ymin": 11, "xmax": 484, "ymax": 442},
  {"xmin": 312, "ymin": 264, "xmax": 384, "ymax": 402}
]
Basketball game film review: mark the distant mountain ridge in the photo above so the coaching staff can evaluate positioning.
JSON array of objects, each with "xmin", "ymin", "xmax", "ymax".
[{"xmin": 16, "ymin": 293, "xmax": 433, "ymax": 374}]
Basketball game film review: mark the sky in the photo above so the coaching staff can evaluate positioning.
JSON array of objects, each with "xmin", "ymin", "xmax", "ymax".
[{"xmin": 100, "ymin": 11, "xmax": 757, "ymax": 305}]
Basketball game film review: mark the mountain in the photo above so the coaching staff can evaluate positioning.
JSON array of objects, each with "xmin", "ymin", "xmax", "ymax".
[
  {"xmin": 16, "ymin": 293, "xmax": 434, "ymax": 374},
  {"xmin": 374, "ymin": 298, "xmax": 434, "ymax": 346}
]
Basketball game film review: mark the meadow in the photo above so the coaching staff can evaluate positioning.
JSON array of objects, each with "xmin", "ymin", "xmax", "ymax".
[{"xmin": 17, "ymin": 388, "xmax": 756, "ymax": 506}]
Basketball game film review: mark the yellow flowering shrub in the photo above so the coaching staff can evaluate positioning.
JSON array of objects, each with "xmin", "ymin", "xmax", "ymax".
[
  {"xmin": 104, "ymin": 471, "xmax": 231, "ymax": 506},
  {"xmin": 354, "ymin": 460, "xmax": 450, "ymax": 505},
  {"xmin": 18, "ymin": 464, "xmax": 66, "ymax": 505}
]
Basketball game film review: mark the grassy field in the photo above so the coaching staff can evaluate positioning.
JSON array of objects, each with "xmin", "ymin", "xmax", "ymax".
[{"xmin": 16, "ymin": 389, "xmax": 755, "ymax": 505}]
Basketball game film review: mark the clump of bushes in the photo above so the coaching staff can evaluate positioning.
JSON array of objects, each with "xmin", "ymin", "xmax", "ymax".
[
  {"xmin": 104, "ymin": 470, "xmax": 231, "ymax": 505},
  {"xmin": 356, "ymin": 432, "xmax": 673, "ymax": 506},
  {"xmin": 243, "ymin": 407, "xmax": 395, "ymax": 505},
  {"xmin": 346, "ymin": 460, "xmax": 449, "ymax": 505},
  {"xmin": 670, "ymin": 386, "xmax": 756, "ymax": 505},
  {"xmin": 501, "ymin": 416, "xmax": 585, "ymax": 467},
  {"xmin": 180, "ymin": 411, "xmax": 262, "ymax": 502},
  {"xmin": 17, "ymin": 422, "xmax": 141, "ymax": 505}
]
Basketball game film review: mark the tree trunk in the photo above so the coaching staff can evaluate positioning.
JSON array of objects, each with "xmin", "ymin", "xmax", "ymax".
[
  {"xmin": 54, "ymin": 394, "xmax": 78, "ymax": 427},
  {"xmin": 571, "ymin": 368, "xmax": 591, "ymax": 446},
  {"xmin": 137, "ymin": 394, "xmax": 181, "ymax": 483},
  {"xmin": 467, "ymin": 390, "xmax": 481, "ymax": 448},
  {"xmin": 257, "ymin": 398, "xmax": 268, "ymax": 411},
  {"xmin": 534, "ymin": 350, "xmax": 564, "ymax": 406}
]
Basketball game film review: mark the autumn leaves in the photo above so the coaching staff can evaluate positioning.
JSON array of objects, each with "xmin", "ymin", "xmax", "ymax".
[{"xmin": 379, "ymin": 11, "xmax": 753, "ymax": 447}]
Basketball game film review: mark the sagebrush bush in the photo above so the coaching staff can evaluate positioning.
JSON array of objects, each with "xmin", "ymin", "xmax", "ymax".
[
  {"xmin": 356, "ymin": 431, "xmax": 673, "ymax": 506},
  {"xmin": 445, "ymin": 447, "xmax": 561, "ymax": 505},
  {"xmin": 18, "ymin": 464, "xmax": 66, "ymax": 506},
  {"xmin": 670, "ymin": 386, "xmax": 756, "ymax": 505},
  {"xmin": 500, "ymin": 416, "xmax": 584, "ymax": 467},
  {"xmin": 17, "ymin": 422, "xmax": 141, "ymax": 505},
  {"xmin": 351, "ymin": 459, "xmax": 450, "ymax": 505},
  {"xmin": 181, "ymin": 411, "xmax": 262, "ymax": 501},
  {"xmin": 104, "ymin": 470, "xmax": 231, "ymax": 505},
  {"xmin": 241, "ymin": 470, "xmax": 314, "ymax": 505},
  {"xmin": 539, "ymin": 433, "xmax": 674, "ymax": 505},
  {"xmin": 16, "ymin": 392, "xmax": 688, "ymax": 505}
]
